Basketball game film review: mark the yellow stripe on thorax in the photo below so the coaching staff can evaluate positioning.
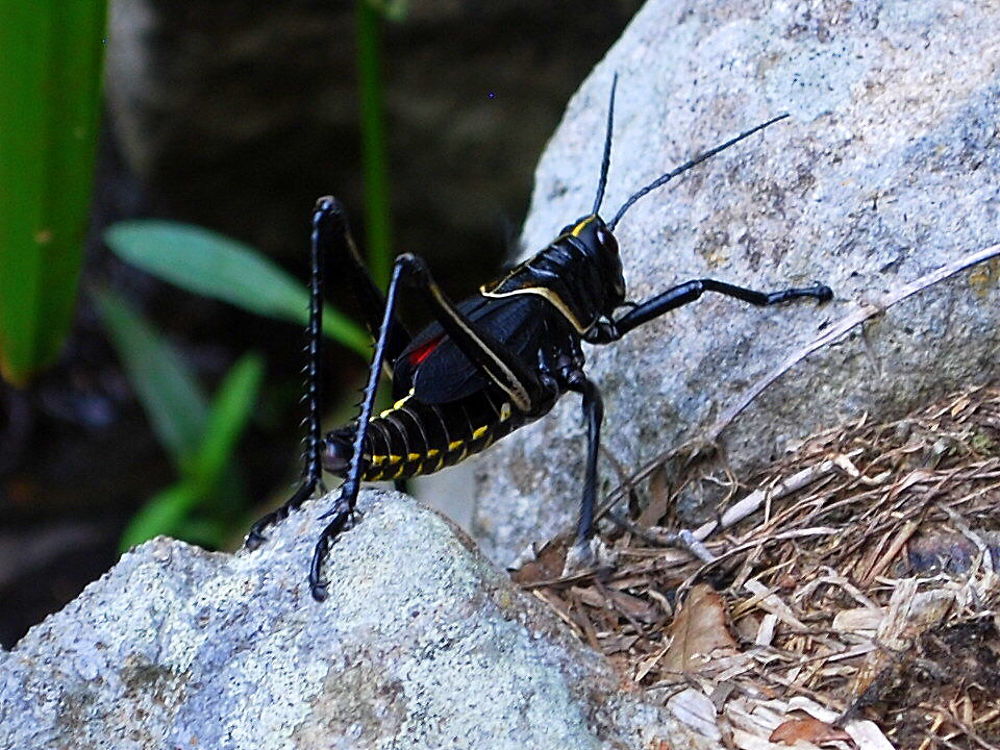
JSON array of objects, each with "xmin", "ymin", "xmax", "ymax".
[{"xmin": 570, "ymin": 215, "xmax": 595, "ymax": 237}]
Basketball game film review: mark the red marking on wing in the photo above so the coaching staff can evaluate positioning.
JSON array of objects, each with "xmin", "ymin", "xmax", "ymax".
[{"xmin": 408, "ymin": 335, "xmax": 443, "ymax": 366}]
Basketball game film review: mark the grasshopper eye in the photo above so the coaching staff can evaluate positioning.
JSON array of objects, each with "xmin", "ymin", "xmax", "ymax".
[{"xmin": 597, "ymin": 226, "xmax": 618, "ymax": 254}]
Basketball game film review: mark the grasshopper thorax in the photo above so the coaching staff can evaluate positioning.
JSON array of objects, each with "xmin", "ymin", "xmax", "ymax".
[{"xmin": 480, "ymin": 213, "xmax": 626, "ymax": 335}]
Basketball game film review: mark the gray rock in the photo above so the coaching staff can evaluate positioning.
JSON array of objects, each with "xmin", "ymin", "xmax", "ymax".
[
  {"xmin": 0, "ymin": 491, "xmax": 709, "ymax": 750},
  {"xmin": 472, "ymin": 0, "xmax": 1000, "ymax": 564}
]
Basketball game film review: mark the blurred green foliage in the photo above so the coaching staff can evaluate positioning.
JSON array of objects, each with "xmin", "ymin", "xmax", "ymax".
[
  {"xmin": 105, "ymin": 221, "xmax": 371, "ymax": 356},
  {"xmin": 0, "ymin": 2, "xmax": 107, "ymax": 386},
  {"xmin": 0, "ymin": 0, "xmax": 409, "ymax": 556},
  {"xmin": 357, "ymin": 0, "xmax": 394, "ymax": 286},
  {"xmin": 99, "ymin": 0, "xmax": 401, "ymax": 546},
  {"xmin": 95, "ymin": 289, "xmax": 264, "ymax": 551}
]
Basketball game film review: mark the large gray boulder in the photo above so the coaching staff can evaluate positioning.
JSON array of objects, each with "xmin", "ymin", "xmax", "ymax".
[
  {"xmin": 0, "ymin": 491, "xmax": 709, "ymax": 750},
  {"xmin": 472, "ymin": 0, "xmax": 1000, "ymax": 564}
]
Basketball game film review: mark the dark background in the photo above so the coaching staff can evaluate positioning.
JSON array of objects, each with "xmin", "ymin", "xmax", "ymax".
[{"xmin": 0, "ymin": 0, "xmax": 643, "ymax": 647}]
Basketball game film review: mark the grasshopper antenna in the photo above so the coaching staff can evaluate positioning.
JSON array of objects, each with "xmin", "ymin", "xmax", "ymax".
[
  {"xmin": 591, "ymin": 73, "xmax": 619, "ymax": 216},
  {"xmin": 608, "ymin": 112, "xmax": 789, "ymax": 231}
]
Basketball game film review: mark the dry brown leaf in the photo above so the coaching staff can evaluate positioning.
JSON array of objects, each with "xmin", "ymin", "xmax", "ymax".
[
  {"xmin": 769, "ymin": 716, "xmax": 855, "ymax": 747},
  {"xmin": 637, "ymin": 464, "xmax": 672, "ymax": 528},
  {"xmin": 606, "ymin": 589, "xmax": 661, "ymax": 623},
  {"xmin": 510, "ymin": 538, "xmax": 566, "ymax": 584},
  {"xmin": 661, "ymin": 584, "xmax": 739, "ymax": 673}
]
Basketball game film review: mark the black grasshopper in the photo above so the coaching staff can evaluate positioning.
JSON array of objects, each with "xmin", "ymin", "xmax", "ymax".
[{"xmin": 247, "ymin": 76, "xmax": 832, "ymax": 600}]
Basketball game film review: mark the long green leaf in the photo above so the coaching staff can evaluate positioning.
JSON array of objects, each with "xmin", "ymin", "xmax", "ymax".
[
  {"xmin": 357, "ymin": 0, "xmax": 393, "ymax": 287},
  {"xmin": 104, "ymin": 221, "xmax": 371, "ymax": 356},
  {"xmin": 93, "ymin": 288, "xmax": 208, "ymax": 471},
  {"xmin": 118, "ymin": 355, "xmax": 263, "ymax": 551},
  {"xmin": 189, "ymin": 353, "xmax": 263, "ymax": 494},
  {"xmin": 0, "ymin": 2, "xmax": 107, "ymax": 385}
]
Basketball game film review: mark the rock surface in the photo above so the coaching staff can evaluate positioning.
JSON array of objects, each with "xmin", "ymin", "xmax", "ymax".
[
  {"xmin": 472, "ymin": 0, "xmax": 1000, "ymax": 564},
  {"xmin": 0, "ymin": 491, "xmax": 708, "ymax": 750}
]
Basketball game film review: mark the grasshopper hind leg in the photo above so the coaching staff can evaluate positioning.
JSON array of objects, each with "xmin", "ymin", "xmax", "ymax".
[
  {"xmin": 307, "ymin": 255, "xmax": 414, "ymax": 600},
  {"xmin": 245, "ymin": 199, "xmax": 336, "ymax": 549}
]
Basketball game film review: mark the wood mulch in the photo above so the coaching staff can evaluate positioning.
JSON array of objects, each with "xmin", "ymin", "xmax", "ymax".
[{"xmin": 516, "ymin": 385, "xmax": 1000, "ymax": 749}]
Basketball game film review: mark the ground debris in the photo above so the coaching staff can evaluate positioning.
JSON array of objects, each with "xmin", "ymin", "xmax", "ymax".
[{"xmin": 516, "ymin": 385, "xmax": 1000, "ymax": 749}]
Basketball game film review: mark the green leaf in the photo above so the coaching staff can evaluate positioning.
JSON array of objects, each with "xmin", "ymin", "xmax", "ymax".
[
  {"xmin": 119, "ymin": 482, "xmax": 200, "ymax": 551},
  {"xmin": 357, "ymin": 0, "xmax": 394, "ymax": 285},
  {"xmin": 189, "ymin": 353, "xmax": 264, "ymax": 494},
  {"xmin": 93, "ymin": 288, "xmax": 208, "ymax": 471},
  {"xmin": 112, "ymin": 351, "xmax": 262, "ymax": 551},
  {"xmin": 117, "ymin": 358, "xmax": 264, "ymax": 551},
  {"xmin": 104, "ymin": 221, "xmax": 371, "ymax": 356},
  {"xmin": 0, "ymin": 3, "xmax": 107, "ymax": 385},
  {"xmin": 172, "ymin": 517, "xmax": 232, "ymax": 550},
  {"xmin": 365, "ymin": 0, "xmax": 408, "ymax": 23}
]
